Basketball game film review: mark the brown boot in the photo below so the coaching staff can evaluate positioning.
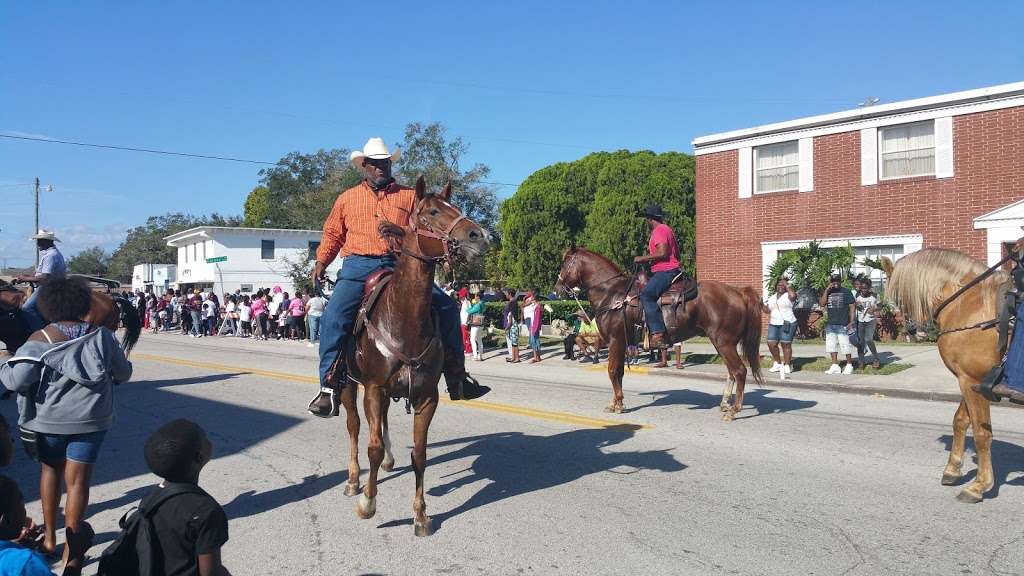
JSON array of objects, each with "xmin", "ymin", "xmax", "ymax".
[
  {"xmin": 986, "ymin": 383, "xmax": 1024, "ymax": 404},
  {"xmin": 308, "ymin": 361, "xmax": 343, "ymax": 417}
]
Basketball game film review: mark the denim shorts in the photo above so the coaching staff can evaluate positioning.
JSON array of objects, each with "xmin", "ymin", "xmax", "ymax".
[
  {"xmin": 766, "ymin": 321, "xmax": 796, "ymax": 343},
  {"xmin": 37, "ymin": 430, "xmax": 107, "ymax": 465}
]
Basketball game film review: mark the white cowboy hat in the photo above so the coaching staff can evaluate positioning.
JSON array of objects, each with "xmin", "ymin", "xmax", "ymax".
[
  {"xmin": 30, "ymin": 229, "xmax": 60, "ymax": 242},
  {"xmin": 350, "ymin": 137, "xmax": 401, "ymax": 170}
]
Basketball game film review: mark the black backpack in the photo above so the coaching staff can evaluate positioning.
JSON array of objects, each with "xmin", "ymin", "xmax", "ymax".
[{"xmin": 97, "ymin": 483, "xmax": 206, "ymax": 576}]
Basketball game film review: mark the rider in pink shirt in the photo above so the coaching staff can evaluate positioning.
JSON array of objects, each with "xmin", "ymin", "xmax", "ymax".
[{"xmin": 634, "ymin": 203, "xmax": 681, "ymax": 349}]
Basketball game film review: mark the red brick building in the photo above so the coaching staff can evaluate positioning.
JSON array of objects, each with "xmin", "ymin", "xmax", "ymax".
[{"xmin": 692, "ymin": 82, "xmax": 1024, "ymax": 296}]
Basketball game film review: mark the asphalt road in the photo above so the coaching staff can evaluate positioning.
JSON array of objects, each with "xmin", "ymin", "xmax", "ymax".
[{"xmin": 4, "ymin": 333, "xmax": 1024, "ymax": 576}]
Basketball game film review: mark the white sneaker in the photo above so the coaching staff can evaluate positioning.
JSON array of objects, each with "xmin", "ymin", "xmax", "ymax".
[
  {"xmin": 783, "ymin": 364, "xmax": 792, "ymax": 374},
  {"xmin": 768, "ymin": 362, "xmax": 782, "ymax": 373},
  {"xmin": 306, "ymin": 342, "xmax": 315, "ymax": 347},
  {"xmin": 842, "ymin": 364, "xmax": 854, "ymax": 375},
  {"xmin": 825, "ymin": 364, "xmax": 841, "ymax": 375}
]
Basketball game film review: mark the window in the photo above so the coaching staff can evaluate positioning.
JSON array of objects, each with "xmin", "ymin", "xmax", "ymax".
[
  {"xmin": 852, "ymin": 244, "xmax": 905, "ymax": 294},
  {"xmin": 880, "ymin": 121, "xmax": 935, "ymax": 180},
  {"xmin": 308, "ymin": 241, "xmax": 320, "ymax": 262},
  {"xmin": 240, "ymin": 284, "xmax": 254, "ymax": 293},
  {"xmin": 755, "ymin": 141, "xmax": 799, "ymax": 194},
  {"xmin": 261, "ymin": 240, "xmax": 275, "ymax": 260}
]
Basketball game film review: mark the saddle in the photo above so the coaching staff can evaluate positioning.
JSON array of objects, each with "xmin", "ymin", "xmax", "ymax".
[
  {"xmin": 635, "ymin": 270, "xmax": 699, "ymax": 307},
  {"xmin": 353, "ymin": 269, "xmax": 394, "ymax": 338}
]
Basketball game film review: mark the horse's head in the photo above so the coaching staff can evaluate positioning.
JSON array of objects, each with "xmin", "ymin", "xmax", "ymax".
[
  {"xmin": 409, "ymin": 176, "xmax": 489, "ymax": 265},
  {"xmin": 554, "ymin": 244, "xmax": 582, "ymax": 296},
  {"xmin": 0, "ymin": 283, "xmax": 25, "ymax": 311}
]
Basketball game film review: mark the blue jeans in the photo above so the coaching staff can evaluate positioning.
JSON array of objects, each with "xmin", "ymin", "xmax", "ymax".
[
  {"xmin": 317, "ymin": 255, "xmax": 464, "ymax": 387},
  {"xmin": 308, "ymin": 314, "xmax": 321, "ymax": 342},
  {"xmin": 37, "ymin": 430, "xmax": 107, "ymax": 465},
  {"xmin": 1003, "ymin": 300, "xmax": 1024, "ymax": 393},
  {"xmin": 21, "ymin": 290, "xmax": 45, "ymax": 332},
  {"xmin": 640, "ymin": 269, "xmax": 679, "ymax": 334}
]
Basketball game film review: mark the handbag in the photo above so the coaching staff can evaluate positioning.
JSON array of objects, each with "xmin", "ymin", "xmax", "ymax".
[{"xmin": 468, "ymin": 313, "xmax": 485, "ymax": 327}]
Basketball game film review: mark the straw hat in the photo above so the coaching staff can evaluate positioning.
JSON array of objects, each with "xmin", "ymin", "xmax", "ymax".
[{"xmin": 350, "ymin": 137, "xmax": 401, "ymax": 169}]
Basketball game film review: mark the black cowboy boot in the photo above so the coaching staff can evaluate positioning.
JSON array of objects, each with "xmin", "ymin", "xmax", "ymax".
[
  {"xmin": 988, "ymin": 383, "xmax": 1024, "ymax": 404},
  {"xmin": 308, "ymin": 360, "xmax": 344, "ymax": 418},
  {"xmin": 443, "ymin": 355, "xmax": 490, "ymax": 401}
]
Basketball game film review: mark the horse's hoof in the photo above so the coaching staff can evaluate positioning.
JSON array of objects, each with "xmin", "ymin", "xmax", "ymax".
[
  {"xmin": 382, "ymin": 457, "xmax": 395, "ymax": 473},
  {"xmin": 356, "ymin": 494, "xmax": 377, "ymax": 519},
  {"xmin": 343, "ymin": 483, "xmax": 360, "ymax": 497},
  {"xmin": 603, "ymin": 404, "xmax": 624, "ymax": 414},
  {"xmin": 414, "ymin": 520, "xmax": 433, "ymax": 537},
  {"xmin": 719, "ymin": 403, "xmax": 730, "ymax": 413},
  {"xmin": 941, "ymin": 472, "xmax": 962, "ymax": 486},
  {"xmin": 955, "ymin": 488, "xmax": 983, "ymax": 504},
  {"xmin": 721, "ymin": 411, "xmax": 735, "ymax": 423}
]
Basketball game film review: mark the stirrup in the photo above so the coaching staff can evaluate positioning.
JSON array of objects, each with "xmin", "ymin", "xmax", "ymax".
[{"xmin": 973, "ymin": 365, "xmax": 1004, "ymax": 402}]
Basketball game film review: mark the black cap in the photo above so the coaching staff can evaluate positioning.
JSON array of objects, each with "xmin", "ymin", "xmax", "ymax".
[{"xmin": 639, "ymin": 203, "xmax": 667, "ymax": 221}]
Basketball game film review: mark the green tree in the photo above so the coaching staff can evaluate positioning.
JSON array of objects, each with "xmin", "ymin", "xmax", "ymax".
[
  {"xmin": 256, "ymin": 149, "xmax": 361, "ymax": 229},
  {"xmin": 497, "ymin": 150, "xmax": 695, "ymax": 289},
  {"xmin": 66, "ymin": 246, "xmax": 109, "ymax": 276},
  {"xmin": 243, "ymin": 186, "xmax": 272, "ymax": 227},
  {"xmin": 765, "ymin": 240, "xmax": 856, "ymax": 294}
]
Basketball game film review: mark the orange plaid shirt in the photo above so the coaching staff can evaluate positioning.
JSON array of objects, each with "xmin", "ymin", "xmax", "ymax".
[{"xmin": 316, "ymin": 180, "xmax": 416, "ymax": 264}]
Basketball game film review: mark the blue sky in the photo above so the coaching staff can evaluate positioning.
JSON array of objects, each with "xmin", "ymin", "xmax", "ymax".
[{"xmin": 1, "ymin": 1, "xmax": 1021, "ymax": 266}]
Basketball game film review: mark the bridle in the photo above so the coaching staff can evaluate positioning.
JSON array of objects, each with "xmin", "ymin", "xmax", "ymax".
[
  {"xmin": 557, "ymin": 251, "xmax": 625, "ymax": 297},
  {"xmin": 400, "ymin": 195, "xmax": 472, "ymax": 270}
]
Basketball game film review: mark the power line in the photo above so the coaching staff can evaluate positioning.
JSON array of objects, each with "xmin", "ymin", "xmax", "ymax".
[
  {"xmin": 1, "ymin": 133, "xmax": 523, "ymax": 187},
  {"xmin": 0, "ymin": 134, "xmax": 278, "ymax": 165}
]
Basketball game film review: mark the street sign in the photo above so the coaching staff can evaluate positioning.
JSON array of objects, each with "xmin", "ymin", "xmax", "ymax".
[{"xmin": 206, "ymin": 256, "xmax": 227, "ymax": 263}]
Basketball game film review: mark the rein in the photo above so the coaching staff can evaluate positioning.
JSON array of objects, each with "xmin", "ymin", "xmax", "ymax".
[{"xmin": 932, "ymin": 251, "xmax": 1015, "ymax": 325}]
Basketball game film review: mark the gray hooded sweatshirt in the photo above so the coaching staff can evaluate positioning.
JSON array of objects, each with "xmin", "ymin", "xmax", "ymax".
[{"xmin": 0, "ymin": 327, "xmax": 132, "ymax": 434}]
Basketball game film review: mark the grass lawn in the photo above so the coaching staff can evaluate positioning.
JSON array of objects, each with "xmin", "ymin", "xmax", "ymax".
[{"xmin": 680, "ymin": 353, "xmax": 913, "ymax": 376}]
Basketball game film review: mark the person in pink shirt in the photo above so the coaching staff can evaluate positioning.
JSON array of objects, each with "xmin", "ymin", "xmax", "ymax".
[
  {"xmin": 634, "ymin": 203, "xmax": 681, "ymax": 350},
  {"xmin": 288, "ymin": 291, "xmax": 306, "ymax": 340}
]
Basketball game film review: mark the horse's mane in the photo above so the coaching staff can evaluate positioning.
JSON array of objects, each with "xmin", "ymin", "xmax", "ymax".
[
  {"xmin": 888, "ymin": 248, "xmax": 1008, "ymax": 324},
  {"xmin": 574, "ymin": 247, "xmax": 625, "ymax": 275}
]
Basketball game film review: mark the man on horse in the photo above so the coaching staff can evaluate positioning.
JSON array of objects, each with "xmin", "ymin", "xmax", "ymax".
[
  {"xmin": 15, "ymin": 229, "xmax": 67, "ymax": 332},
  {"xmin": 307, "ymin": 137, "xmax": 489, "ymax": 418},
  {"xmin": 634, "ymin": 203, "xmax": 682, "ymax": 350},
  {"xmin": 985, "ymin": 235, "xmax": 1024, "ymax": 403}
]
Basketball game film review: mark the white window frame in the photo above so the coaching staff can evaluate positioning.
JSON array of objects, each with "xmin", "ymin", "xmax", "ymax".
[
  {"xmin": 754, "ymin": 141, "xmax": 800, "ymax": 194},
  {"xmin": 878, "ymin": 120, "xmax": 935, "ymax": 181}
]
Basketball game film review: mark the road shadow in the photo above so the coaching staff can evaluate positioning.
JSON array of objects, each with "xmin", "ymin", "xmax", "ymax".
[
  {"xmin": 223, "ymin": 470, "xmax": 348, "ymax": 520},
  {"xmin": 631, "ymin": 388, "xmax": 817, "ymax": 418},
  {"xmin": 938, "ymin": 435, "xmax": 1024, "ymax": 498},
  {"xmin": 2, "ymin": 371, "xmax": 305, "ymax": 518},
  {"xmin": 376, "ymin": 424, "xmax": 685, "ymax": 533}
]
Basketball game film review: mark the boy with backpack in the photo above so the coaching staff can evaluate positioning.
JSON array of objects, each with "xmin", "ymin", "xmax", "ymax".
[
  {"xmin": 99, "ymin": 419, "xmax": 230, "ymax": 576},
  {"xmin": 0, "ymin": 475, "xmax": 55, "ymax": 576}
]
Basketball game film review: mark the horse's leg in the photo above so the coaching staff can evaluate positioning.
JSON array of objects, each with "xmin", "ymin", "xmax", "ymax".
[
  {"xmin": 357, "ymin": 388, "xmax": 384, "ymax": 519},
  {"xmin": 941, "ymin": 400, "xmax": 970, "ymax": 486},
  {"xmin": 718, "ymin": 342, "xmax": 747, "ymax": 422},
  {"xmin": 340, "ymin": 381, "xmax": 361, "ymax": 497},
  {"xmin": 720, "ymin": 376, "xmax": 735, "ymax": 412},
  {"xmin": 605, "ymin": 337, "xmax": 627, "ymax": 413},
  {"xmin": 411, "ymin": 393, "xmax": 439, "ymax": 537},
  {"xmin": 381, "ymin": 399, "xmax": 395, "ymax": 473},
  {"xmin": 957, "ymin": 381, "xmax": 994, "ymax": 503}
]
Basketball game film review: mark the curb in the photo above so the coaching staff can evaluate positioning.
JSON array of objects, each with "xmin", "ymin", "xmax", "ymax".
[{"xmin": 646, "ymin": 365, "xmax": 1024, "ymax": 408}]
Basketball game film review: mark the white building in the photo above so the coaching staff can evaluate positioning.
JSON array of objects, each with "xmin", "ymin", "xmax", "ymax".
[
  {"xmin": 164, "ymin": 226, "xmax": 339, "ymax": 295},
  {"xmin": 131, "ymin": 264, "xmax": 177, "ymax": 295}
]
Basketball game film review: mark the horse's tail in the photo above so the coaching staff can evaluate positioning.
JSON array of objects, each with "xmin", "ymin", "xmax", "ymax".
[
  {"xmin": 115, "ymin": 295, "xmax": 141, "ymax": 356},
  {"xmin": 742, "ymin": 286, "xmax": 765, "ymax": 385}
]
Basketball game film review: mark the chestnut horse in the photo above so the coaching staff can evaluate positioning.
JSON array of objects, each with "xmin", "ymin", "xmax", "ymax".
[
  {"xmin": 338, "ymin": 177, "xmax": 489, "ymax": 536},
  {"xmin": 555, "ymin": 247, "xmax": 763, "ymax": 420},
  {"xmin": 882, "ymin": 248, "xmax": 1011, "ymax": 503},
  {"xmin": 0, "ymin": 279, "xmax": 140, "ymax": 356}
]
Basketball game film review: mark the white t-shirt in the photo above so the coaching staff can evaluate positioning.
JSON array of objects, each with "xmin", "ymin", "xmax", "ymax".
[
  {"xmin": 523, "ymin": 302, "xmax": 537, "ymax": 323},
  {"xmin": 307, "ymin": 296, "xmax": 326, "ymax": 317},
  {"xmin": 855, "ymin": 293, "xmax": 878, "ymax": 323},
  {"xmin": 459, "ymin": 300, "xmax": 470, "ymax": 325},
  {"xmin": 226, "ymin": 302, "xmax": 236, "ymax": 314},
  {"xmin": 202, "ymin": 300, "xmax": 216, "ymax": 318},
  {"xmin": 765, "ymin": 292, "xmax": 797, "ymax": 325},
  {"xmin": 239, "ymin": 304, "xmax": 252, "ymax": 322}
]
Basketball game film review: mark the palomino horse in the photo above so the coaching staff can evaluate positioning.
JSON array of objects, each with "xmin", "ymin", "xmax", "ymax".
[
  {"xmin": 882, "ymin": 248, "xmax": 1011, "ymax": 503},
  {"xmin": 338, "ymin": 177, "xmax": 489, "ymax": 536},
  {"xmin": 0, "ymin": 279, "xmax": 140, "ymax": 356},
  {"xmin": 555, "ymin": 247, "xmax": 763, "ymax": 420}
]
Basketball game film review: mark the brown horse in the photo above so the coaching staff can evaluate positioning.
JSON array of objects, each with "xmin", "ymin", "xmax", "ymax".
[
  {"xmin": 338, "ymin": 177, "xmax": 489, "ymax": 536},
  {"xmin": 555, "ymin": 247, "xmax": 763, "ymax": 420},
  {"xmin": 882, "ymin": 248, "xmax": 1011, "ymax": 503},
  {"xmin": 0, "ymin": 279, "xmax": 140, "ymax": 356}
]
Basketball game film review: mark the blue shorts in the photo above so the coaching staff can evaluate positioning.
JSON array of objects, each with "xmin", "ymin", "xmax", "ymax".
[
  {"xmin": 766, "ymin": 321, "xmax": 796, "ymax": 343},
  {"xmin": 37, "ymin": 430, "xmax": 107, "ymax": 465}
]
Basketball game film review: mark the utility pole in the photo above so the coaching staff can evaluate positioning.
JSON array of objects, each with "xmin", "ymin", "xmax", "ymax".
[{"xmin": 35, "ymin": 177, "xmax": 40, "ymax": 268}]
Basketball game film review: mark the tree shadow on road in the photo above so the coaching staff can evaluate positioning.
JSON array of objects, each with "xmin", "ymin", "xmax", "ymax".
[
  {"xmin": 376, "ymin": 424, "xmax": 685, "ymax": 533},
  {"xmin": 937, "ymin": 434, "xmax": 1024, "ymax": 498},
  {"xmin": 629, "ymin": 388, "xmax": 817, "ymax": 418}
]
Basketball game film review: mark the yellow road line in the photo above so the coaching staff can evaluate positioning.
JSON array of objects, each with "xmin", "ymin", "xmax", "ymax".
[{"xmin": 134, "ymin": 353, "xmax": 652, "ymax": 430}]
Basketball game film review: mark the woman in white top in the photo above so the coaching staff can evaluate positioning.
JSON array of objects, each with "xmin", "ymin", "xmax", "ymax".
[
  {"xmin": 762, "ymin": 278, "xmax": 798, "ymax": 374},
  {"xmin": 855, "ymin": 278, "xmax": 880, "ymax": 369}
]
